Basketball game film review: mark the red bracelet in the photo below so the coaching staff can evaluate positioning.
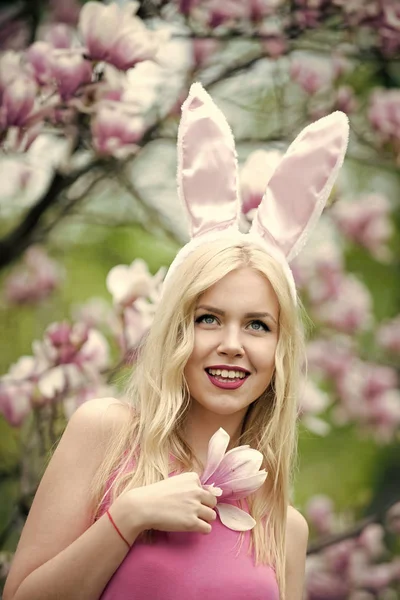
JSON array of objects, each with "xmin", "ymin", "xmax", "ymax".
[{"xmin": 106, "ymin": 509, "xmax": 131, "ymax": 550}]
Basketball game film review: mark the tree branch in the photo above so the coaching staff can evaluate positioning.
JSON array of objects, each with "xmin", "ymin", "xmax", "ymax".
[
  {"xmin": 0, "ymin": 160, "xmax": 104, "ymax": 270},
  {"xmin": 307, "ymin": 499, "xmax": 400, "ymax": 555}
]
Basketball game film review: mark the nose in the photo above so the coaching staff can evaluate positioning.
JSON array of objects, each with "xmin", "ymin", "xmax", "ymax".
[{"xmin": 217, "ymin": 325, "xmax": 244, "ymax": 358}]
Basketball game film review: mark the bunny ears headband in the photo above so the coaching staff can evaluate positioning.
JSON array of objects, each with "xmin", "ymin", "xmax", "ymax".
[{"xmin": 163, "ymin": 83, "xmax": 349, "ymax": 303}]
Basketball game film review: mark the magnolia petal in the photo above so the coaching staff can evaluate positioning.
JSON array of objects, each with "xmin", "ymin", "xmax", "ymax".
[
  {"xmin": 215, "ymin": 447, "xmax": 264, "ymax": 484},
  {"xmin": 217, "ymin": 503, "xmax": 256, "ymax": 531},
  {"xmin": 200, "ymin": 427, "xmax": 230, "ymax": 484},
  {"xmin": 220, "ymin": 470, "xmax": 268, "ymax": 501},
  {"xmin": 106, "ymin": 265, "xmax": 130, "ymax": 303},
  {"xmin": 202, "ymin": 484, "xmax": 223, "ymax": 497}
]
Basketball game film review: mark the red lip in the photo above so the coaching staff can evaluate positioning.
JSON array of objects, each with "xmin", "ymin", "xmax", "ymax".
[
  {"xmin": 206, "ymin": 372, "xmax": 247, "ymax": 390},
  {"xmin": 205, "ymin": 364, "xmax": 251, "ymax": 374}
]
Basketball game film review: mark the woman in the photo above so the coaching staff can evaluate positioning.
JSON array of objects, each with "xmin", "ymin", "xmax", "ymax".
[{"xmin": 3, "ymin": 84, "xmax": 349, "ymax": 600}]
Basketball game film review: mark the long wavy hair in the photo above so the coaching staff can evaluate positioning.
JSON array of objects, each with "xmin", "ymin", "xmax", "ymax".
[{"xmin": 90, "ymin": 239, "xmax": 306, "ymax": 599}]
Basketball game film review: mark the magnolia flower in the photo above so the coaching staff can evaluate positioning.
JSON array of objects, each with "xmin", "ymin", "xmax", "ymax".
[
  {"xmin": 1, "ymin": 75, "xmax": 37, "ymax": 128},
  {"xmin": 305, "ymin": 495, "xmax": 335, "ymax": 535},
  {"xmin": 289, "ymin": 57, "xmax": 333, "ymax": 96},
  {"xmin": 0, "ymin": 380, "xmax": 33, "ymax": 427},
  {"xmin": 51, "ymin": 50, "xmax": 92, "ymax": 100},
  {"xmin": 312, "ymin": 275, "xmax": 373, "ymax": 334},
  {"xmin": 200, "ymin": 427, "xmax": 267, "ymax": 531},
  {"xmin": 106, "ymin": 258, "xmax": 165, "ymax": 307},
  {"xmin": 78, "ymin": 1, "xmax": 166, "ymax": 71},
  {"xmin": 331, "ymin": 194, "xmax": 393, "ymax": 261},
  {"xmin": 368, "ymin": 89, "xmax": 400, "ymax": 143},
  {"xmin": 376, "ymin": 315, "xmax": 400, "ymax": 354},
  {"xmin": 299, "ymin": 378, "xmax": 331, "ymax": 436},
  {"xmin": 4, "ymin": 247, "xmax": 64, "ymax": 305},
  {"xmin": 91, "ymin": 101, "xmax": 144, "ymax": 159}
]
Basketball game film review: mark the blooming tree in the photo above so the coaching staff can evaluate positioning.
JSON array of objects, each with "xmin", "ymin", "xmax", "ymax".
[{"xmin": 0, "ymin": 0, "xmax": 399, "ymax": 595}]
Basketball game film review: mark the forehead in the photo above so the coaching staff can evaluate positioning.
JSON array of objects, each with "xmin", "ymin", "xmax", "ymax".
[{"xmin": 197, "ymin": 268, "xmax": 279, "ymax": 318}]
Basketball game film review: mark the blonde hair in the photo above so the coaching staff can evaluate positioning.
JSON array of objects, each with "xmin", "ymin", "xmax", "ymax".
[{"xmin": 91, "ymin": 239, "xmax": 306, "ymax": 598}]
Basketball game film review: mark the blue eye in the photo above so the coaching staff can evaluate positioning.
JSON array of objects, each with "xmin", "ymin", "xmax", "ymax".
[
  {"xmin": 249, "ymin": 320, "xmax": 270, "ymax": 332},
  {"xmin": 195, "ymin": 314, "xmax": 217, "ymax": 325}
]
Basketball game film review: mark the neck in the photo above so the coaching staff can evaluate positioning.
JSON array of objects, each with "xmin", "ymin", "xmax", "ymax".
[{"xmin": 183, "ymin": 401, "xmax": 248, "ymax": 472}]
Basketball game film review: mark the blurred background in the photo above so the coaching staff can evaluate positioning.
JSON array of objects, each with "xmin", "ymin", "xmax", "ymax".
[{"xmin": 0, "ymin": 0, "xmax": 399, "ymax": 596}]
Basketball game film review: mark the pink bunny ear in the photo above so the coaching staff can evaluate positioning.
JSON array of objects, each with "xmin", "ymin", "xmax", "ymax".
[
  {"xmin": 250, "ymin": 111, "xmax": 349, "ymax": 262},
  {"xmin": 177, "ymin": 82, "xmax": 241, "ymax": 238}
]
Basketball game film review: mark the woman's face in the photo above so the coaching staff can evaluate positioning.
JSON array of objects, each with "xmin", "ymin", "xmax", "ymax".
[{"xmin": 184, "ymin": 267, "xmax": 279, "ymax": 418}]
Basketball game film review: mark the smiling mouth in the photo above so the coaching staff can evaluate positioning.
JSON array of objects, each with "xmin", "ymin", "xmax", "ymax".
[{"xmin": 205, "ymin": 368, "xmax": 250, "ymax": 382}]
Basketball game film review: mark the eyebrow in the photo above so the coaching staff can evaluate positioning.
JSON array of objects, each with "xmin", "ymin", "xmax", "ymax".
[{"xmin": 196, "ymin": 304, "xmax": 278, "ymax": 325}]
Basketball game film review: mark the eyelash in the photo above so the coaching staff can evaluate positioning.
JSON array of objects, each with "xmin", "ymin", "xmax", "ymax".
[{"xmin": 195, "ymin": 314, "xmax": 270, "ymax": 332}]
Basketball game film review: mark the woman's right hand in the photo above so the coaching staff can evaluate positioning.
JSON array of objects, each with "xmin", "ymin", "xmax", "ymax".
[{"xmin": 126, "ymin": 472, "xmax": 218, "ymax": 535}]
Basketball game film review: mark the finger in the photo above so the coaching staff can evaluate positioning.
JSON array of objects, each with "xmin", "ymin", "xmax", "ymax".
[
  {"xmin": 196, "ymin": 518, "xmax": 212, "ymax": 535},
  {"xmin": 201, "ymin": 489, "xmax": 218, "ymax": 508},
  {"xmin": 198, "ymin": 506, "xmax": 217, "ymax": 524}
]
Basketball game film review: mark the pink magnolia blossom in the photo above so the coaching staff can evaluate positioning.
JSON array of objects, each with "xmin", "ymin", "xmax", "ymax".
[
  {"xmin": 0, "ymin": 380, "xmax": 33, "ymax": 427},
  {"xmin": 4, "ymin": 247, "xmax": 64, "ymax": 305},
  {"xmin": 0, "ymin": 158, "xmax": 32, "ymax": 205},
  {"xmin": 350, "ymin": 551, "xmax": 398, "ymax": 591},
  {"xmin": 33, "ymin": 322, "xmax": 110, "ymax": 376},
  {"xmin": 358, "ymin": 524, "xmax": 386, "ymax": 560},
  {"xmin": 91, "ymin": 101, "xmax": 145, "ymax": 159},
  {"xmin": 0, "ymin": 75, "xmax": 37, "ymax": 128},
  {"xmin": 121, "ymin": 301, "xmax": 156, "ymax": 353},
  {"xmin": 291, "ymin": 229, "xmax": 344, "ymax": 303},
  {"xmin": 106, "ymin": 258, "xmax": 165, "ymax": 307},
  {"xmin": 0, "ymin": 51, "xmax": 24, "ymax": 99},
  {"xmin": 42, "ymin": 23, "xmax": 75, "ymax": 49},
  {"xmin": 331, "ymin": 194, "xmax": 393, "ymax": 261},
  {"xmin": 307, "ymin": 337, "xmax": 355, "ymax": 382},
  {"xmin": 386, "ymin": 502, "xmax": 400, "ymax": 535},
  {"xmin": 299, "ymin": 379, "xmax": 331, "ymax": 436},
  {"xmin": 335, "ymin": 86, "xmax": 358, "ymax": 114},
  {"xmin": 200, "ymin": 427, "xmax": 267, "ymax": 531},
  {"xmin": 196, "ymin": 0, "xmax": 248, "ymax": 27},
  {"xmin": 368, "ymin": 89, "xmax": 400, "ymax": 143},
  {"xmin": 305, "ymin": 560, "xmax": 351, "ymax": 599},
  {"xmin": 26, "ymin": 42, "xmax": 54, "ymax": 86},
  {"xmin": 0, "ymin": 320, "xmax": 111, "ymax": 423},
  {"xmin": 78, "ymin": 1, "xmax": 166, "ymax": 71},
  {"xmin": 240, "ymin": 149, "xmax": 282, "ymax": 217},
  {"xmin": 312, "ymin": 275, "xmax": 373, "ymax": 335},
  {"xmin": 72, "ymin": 297, "xmax": 118, "ymax": 332},
  {"xmin": 27, "ymin": 42, "xmax": 92, "ymax": 99},
  {"xmin": 376, "ymin": 315, "xmax": 400, "ymax": 354},
  {"xmin": 50, "ymin": 49, "xmax": 92, "ymax": 100},
  {"xmin": 260, "ymin": 21, "xmax": 287, "ymax": 58},
  {"xmin": 49, "ymin": 0, "xmax": 81, "ymax": 25},
  {"xmin": 335, "ymin": 361, "xmax": 400, "ymax": 438},
  {"xmin": 290, "ymin": 58, "xmax": 332, "ymax": 95},
  {"xmin": 305, "ymin": 495, "xmax": 335, "ymax": 535},
  {"xmin": 192, "ymin": 38, "xmax": 219, "ymax": 69}
]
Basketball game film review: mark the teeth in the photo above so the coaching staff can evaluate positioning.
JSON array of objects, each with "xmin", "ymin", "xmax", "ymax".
[{"xmin": 208, "ymin": 368, "xmax": 246, "ymax": 379}]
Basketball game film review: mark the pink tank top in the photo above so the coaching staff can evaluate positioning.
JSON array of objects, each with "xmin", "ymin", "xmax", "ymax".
[{"xmin": 97, "ymin": 461, "xmax": 279, "ymax": 600}]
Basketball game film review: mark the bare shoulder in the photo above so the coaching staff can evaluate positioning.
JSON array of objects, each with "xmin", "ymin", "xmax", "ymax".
[
  {"xmin": 285, "ymin": 507, "xmax": 309, "ymax": 599},
  {"xmin": 286, "ymin": 505, "xmax": 309, "ymax": 543},
  {"xmin": 69, "ymin": 396, "xmax": 132, "ymax": 438}
]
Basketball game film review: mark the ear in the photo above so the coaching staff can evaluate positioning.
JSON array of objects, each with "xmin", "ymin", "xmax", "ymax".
[
  {"xmin": 177, "ymin": 82, "xmax": 241, "ymax": 239},
  {"xmin": 250, "ymin": 112, "xmax": 349, "ymax": 262}
]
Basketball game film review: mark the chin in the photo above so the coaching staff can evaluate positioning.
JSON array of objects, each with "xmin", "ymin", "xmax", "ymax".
[{"xmin": 194, "ymin": 395, "xmax": 250, "ymax": 416}]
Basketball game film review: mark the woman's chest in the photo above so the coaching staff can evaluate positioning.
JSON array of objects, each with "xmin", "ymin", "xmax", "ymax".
[{"xmin": 100, "ymin": 526, "xmax": 279, "ymax": 600}]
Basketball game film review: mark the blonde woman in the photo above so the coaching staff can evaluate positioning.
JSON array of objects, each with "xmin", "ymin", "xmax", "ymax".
[{"xmin": 4, "ymin": 84, "xmax": 349, "ymax": 600}]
